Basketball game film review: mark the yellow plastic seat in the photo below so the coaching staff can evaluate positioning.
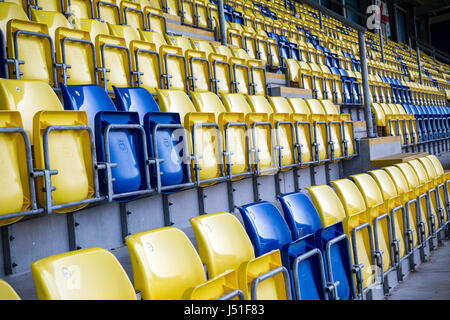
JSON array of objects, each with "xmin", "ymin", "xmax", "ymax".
[
  {"xmin": 94, "ymin": 0, "xmax": 121, "ymax": 25},
  {"xmin": 0, "ymin": 279, "xmax": 20, "ymax": 300},
  {"xmin": 351, "ymin": 174, "xmax": 397, "ymax": 274},
  {"xmin": 129, "ymin": 38, "xmax": 162, "ymax": 94},
  {"xmin": 190, "ymin": 212, "xmax": 291, "ymax": 300},
  {"xmin": 120, "ymin": 0, "xmax": 146, "ymax": 30},
  {"xmin": 6, "ymin": 19, "xmax": 58, "ymax": 88},
  {"xmin": 31, "ymin": 248, "xmax": 137, "ymax": 300},
  {"xmin": 247, "ymin": 95, "xmax": 295, "ymax": 170},
  {"xmin": 0, "ymin": 111, "xmax": 42, "ymax": 226},
  {"xmin": 0, "ymin": 79, "xmax": 100, "ymax": 213},
  {"xmin": 125, "ymin": 227, "xmax": 243, "ymax": 300},
  {"xmin": 144, "ymin": 7, "xmax": 167, "ymax": 35},
  {"xmin": 190, "ymin": 91, "xmax": 251, "ymax": 180},
  {"xmin": 221, "ymin": 93, "xmax": 276, "ymax": 175},
  {"xmin": 29, "ymin": 0, "xmax": 64, "ymax": 12},
  {"xmin": 159, "ymin": 45, "xmax": 189, "ymax": 92},
  {"xmin": 0, "ymin": 2, "xmax": 28, "ymax": 43},
  {"xmin": 69, "ymin": 0, "xmax": 95, "ymax": 19},
  {"xmin": 230, "ymin": 47, "xmax": 267, "ymax": 96},
  {"xmin": 74, "ymin": 18, "xmax": 110, "ymax": 43},
  {"xmin": 95, "ymin": 34, "xmax": 133, "ymax": 93},
  {"xmin": 156, "ymin": 89, "xmax": 225, "ymax": 185},
  {"xmin": 55, "ymin": 27, "xmax": 97, "ymax": 85},
  {"xmin": 307, "ymin": 184, "xmax": 374, "ymax": 295},
  {"xmin": 30, "ymin": 8, "xmax": 73, "ymax": 42},
  {"xmin": 107, "ymin": 23, "xmax": 141, "ymax": 46},
  {"xmin": 384, "ymin": 165, "xmax": 428, "ymax": 248}
]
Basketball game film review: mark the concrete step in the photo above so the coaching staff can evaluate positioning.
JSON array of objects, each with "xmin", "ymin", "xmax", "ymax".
[{"xmin": 268, "ymin": 85, "xmax": 313, "ymax": 99}]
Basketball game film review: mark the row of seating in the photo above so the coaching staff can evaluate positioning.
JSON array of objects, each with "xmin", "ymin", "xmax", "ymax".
[
  {"xmin": 1, "ymin": 153, "xmax": 447, "ymax": 300},
  {"xmin": 0, "ymin": 78, "xmax": 357, "ymax": 226}
]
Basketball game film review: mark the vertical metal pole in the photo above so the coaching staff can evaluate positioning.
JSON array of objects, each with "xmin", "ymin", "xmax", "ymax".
[
  {"xmin": 358, "ymin": 31, "xmax": 376, "ymax": 138},
  {"xmin": 342, "ymin": 0, "xmax": 347, "ymax": 18},
  {"xmin": 416, "ymin": 41, "xmax": 423, "ymax": 85},
  {"xmin": 217, "ymin": 0, "xmax": 227, "ymax": 46},
  {"xmin": 319, "ymin": 11, "xmax": 323, "ymax": 29},
  {"xmin": 408, "ymin": 37, "xmax": 412, "ymax": 57}
]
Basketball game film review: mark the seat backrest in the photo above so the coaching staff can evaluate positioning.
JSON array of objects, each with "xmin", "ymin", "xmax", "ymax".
[
  {"xmin": 287, "ymin": 98, "xmax": 311, "ymax": 114},
  {"xmin": 165, "ymin": 34, "xmax": 193, "ymax": 53},
  {"xmin": 221, "ymin": 93, "xmax": 253, "ymax": 115},
  {"xmin": 408, "ymin": 159, "xmax": 431, "ymax": 184},
  {"xmin": 156, "ymin": 89, "xmax": 196, "ymax": 122},
  {"xmin": 0, "ymin": 79, "xmax": 62, "ymax": 141},
  {"xmin": 75, "ymin": 18, "xmax": 110, "ymax": 43},
  {"xmin": 330, "ymin": 179, "xmax": 367, "ymax": 216},
  {"xmin": 268, "ymin": 96, "xmax": 294, "ymax": 114},
  {"xmin": 31, "ymin": 248, "xmax": 137, "ymax": 300},
  {"xmin": 107, "ymin": 23, "xmax": 141, "ymax": 46},
  {"xmin": 238, "ymin": 201, "xmax": 292, "ymax": 257},
  {"xmin": 125, "ymin": 227, "xmax": 206, "ymax": 300},
  {"xmin": 307, "ymin": 185, "xmax": 347, "ymax": 227},
  {"xmin": 0, "ymin": 279, "xmax": 20, "ymax": 300},
  {"xmin": 426, "ymin": 155, "xmax": 445, "ymax": 176},
  {"xmin": 351, "ymin": 173, "xmax": 384, "ymax": 208},
  {"xmin": 384, "ymin": 165, "xmax": 412, "ymax": 194},
  {"xmin": 190, "ymin": 212, "xmax": 255, "ymax": 278},
  {"xmin": 113, "ymin": 86, "xmax": 160, "ymax": 123},
  {"xmin": 320, "ymin": 100, "xmax": 339, "ymax": 115},
  {"xmin": 190, "ymin": 91, "xmax": 227, "ymax": 116},
  {"xmin": 368, "ymin": 169, "xmax": 399, "ymax": 201},
  {"xmin": 61, "ymin": 84, "xmax": 116, "ymax": 127},
  {"xmin": 30, "ymin": 8, "xmax": 73, "ymax": 41},
  {"xmin": 95, "ymin": 0, "xmax": 121, "ymax": 25},
  {"xmin": 305, "ymin": 99, "xmax": 326, "ymax": 115},
  {"xmin": 246, "ymin": 95, "xmax": 274, "ymax": 114},
  {"xmin": 395, "ymin": 163, "xmax": 420, "ymax": 189},
  {"xmin": 190, "ymin": 39, "xmax": 215, "ymax": 57},
  {"xmin": 418, "ymin": 157, "xmax": 439, "ymax": 180},
  {"xmin": 278, "ymin": 192, "xmax": 323, "ymax": 240},
  {"xmin": 0, "ymin": 2, "xmax": 28, "ymax": 41},
  {"xmin": 70, "ymin": 0, "xmax": 95, "ymax": 19}
]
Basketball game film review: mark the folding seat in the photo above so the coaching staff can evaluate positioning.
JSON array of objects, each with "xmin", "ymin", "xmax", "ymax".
[
  {"xmin": 143, "ymin": 7, "xmax": 167, "ymax": 35},
  {"xmin": 238, "ymin": 201, "xmax": 330, "ymax": 300},
  {"xmin": 164, "ymin": 35, "xmax": 211, "ymax": 93},
  {"xmin": 0, "ymin": 1, "xmax": 29, "ymax": 80},
  {"xmin": 212, "ymin": 44, "xmax": 251, "ymax": 95},
  {"xmin": 74, "ymin": 18, "xmax": 110, "ymax": 42},
  {"xmin": 332, "ymin": 178, "xmax": 393, "ymax": 286},
  {"xmin": 120, "ymin": 0, "xmax": 146, "ymax": 30},
  {"xmin": 0, "ymin": 111, "xmax": 44, "ymax": 226},
  {"xmin": 68, "ymin": 0, "xmax": 95, "ymax": 19},
  {"xmin": 5, "ymin": 19, "xmax": 59, "ymax": 89},
  {"xmin": 304, "ymin": 99, "xmax": 340, "ymax": 163},
  {"xmin": 31, "ymin": 248, "xmax": 137, "ymax": 300},
  {"xmin": 426, "ymin": 155, "xmax": 450, "ymax": 214},
  {"xmin": 95, "ymin": 34, "xmax": 134, "ymax": 93},
  {"xmin": 126, "ymin": 227, "xmax": 244, "ymax": 300},
  {"xmin": 278, "ymin": 192, "xmax": 357, "ymax": 300},
  {"xmin": 190, "ymin": 212, "xmax": 292, "ymax": 300},
  {"xmin": 190, "ymin": 91, "xmax": 252, "ymax": 181},
  {"xmin": 28, "ymin": 0, "xmax": 65, "ymax": 13},
  {"xmin": 107, "ymin": 22, "xmax": 141, "ymax": 46},
  {"xmin": 407, "ymin": 159, "xmax": 446, "ymax": 236},
  {"xmin": 230, "ymin": 47, "xmax": 266, "ymax": 95},
  {"xmin": 384, "ymin": 165, "xmax": 431, "ymax": 252},
  {"xmin": 61, "ymin": 84, "xmax": 154, "ymax": 201},
  {"xmin": 156, "ymin": 89, "xmax": 226, "ymax": 185},
  {"xmin": 0, "ymin": 79, "xmax": 105, "ymax": 213},
  {"xmin": 368, "ymin": 169, "xmax": 415, "ymax": 270},
  {"xmin": 113, "ymin": 86, "xmax": 194, "ymax": 191},
  {"xmin": 0, "ymin": 279, "xmax": 20, "ymax": 300},
  {"xmin": 270, "ymin": 96, "xmax": 316, "ymax": 168},
  {"xmin": 30, "ymin": 8, "xmax": 73, "ymax": 42},
  {"xmin": 247, "ymin": 95, "xmax": 295, "ymax": 171},
  {"xmin": 94, "ymin": 0, "xmax": 121, "ymax": 24},
  {"xmin": 320, "ymin": 99, "xmax": 357, "ymax": 159},
  {"xmin": 307, "ymin": 184, "xmax": 375, "ymax": 298},
  {"xmin": 221, "ymin": 93, "xmax": 277, "ymax": 176}
]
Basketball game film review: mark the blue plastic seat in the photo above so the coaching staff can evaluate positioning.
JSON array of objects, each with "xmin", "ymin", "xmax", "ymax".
[
  {"xmin": 113, "ymin": 86, "xmax": 193, "ymax": 192},
  {"xmin": 61, "ymin": 84, "xmax": 153, "ymax": 201},
  {"xmin": 238, "ymin": 201, "xmax": 330, "ymax": 300},
  {"xmin": 278, "ymin": 192, "xmax": 356, "ymax": 300}
]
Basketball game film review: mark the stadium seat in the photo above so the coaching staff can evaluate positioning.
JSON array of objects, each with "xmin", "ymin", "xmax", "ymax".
[
  {"xmin": 307, "ymin": 184, "xmax": 376, "ymax": 298},
  {"xmin": 61, "ymin": 84, "xmax": 155, "ymax": 201},
  {"xmin": 0, "ymin": 111, "xmax": 44, "ymax": 226},
  {"xmin": 125, "ymin": 227, "xmax": 244, "ymax": 300},
  {"xmin": 190, "ymin": 212, "xmax": 292, "ymax": 300},
  {"xmin": 190, "ymin": 90, "xmax": 252, "ymax": 180},
  {"xmin": 278, "ymin": 192, "xmax": 356, "ymax": 300},
  {"xmin": 0, "ymin": 79, "xmax": 104, "ymax": 213},
  {"xmin": 156, "ymin": 89, "xmax": 226, "ymax": 186},
  {"xmin": 31, "ymin": 248, "xmax": 137, "ymax": 300},
  {"xmin": 0, "ymin": 279, "xmax": 20, "ymax": 300},
  {"xmin": 238, "ymin": 200, "xmax": 332, "ymax": 300}
]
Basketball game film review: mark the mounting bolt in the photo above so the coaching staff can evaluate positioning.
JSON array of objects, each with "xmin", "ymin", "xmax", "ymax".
[
  {"xmin": 76, "ymin": 246, "xmax": 82, "ymax": 250},
  {"xmin": 9, "ymin": 236, "xmax": 15, "ymax": 241},
  {"xmin": 74, "ymin": 222, "xmax": 79, "ymax": 227},
  {"xmin": 127, "ymin": 211, "xmax": 132, "ymax": 215},
  {"xmin": 12, "ymin": 263, "xmax": 17, "ymax": 268},
  {"xmin": 169, "ymin": 202, "xmax": 173, "ymax": 206}
]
